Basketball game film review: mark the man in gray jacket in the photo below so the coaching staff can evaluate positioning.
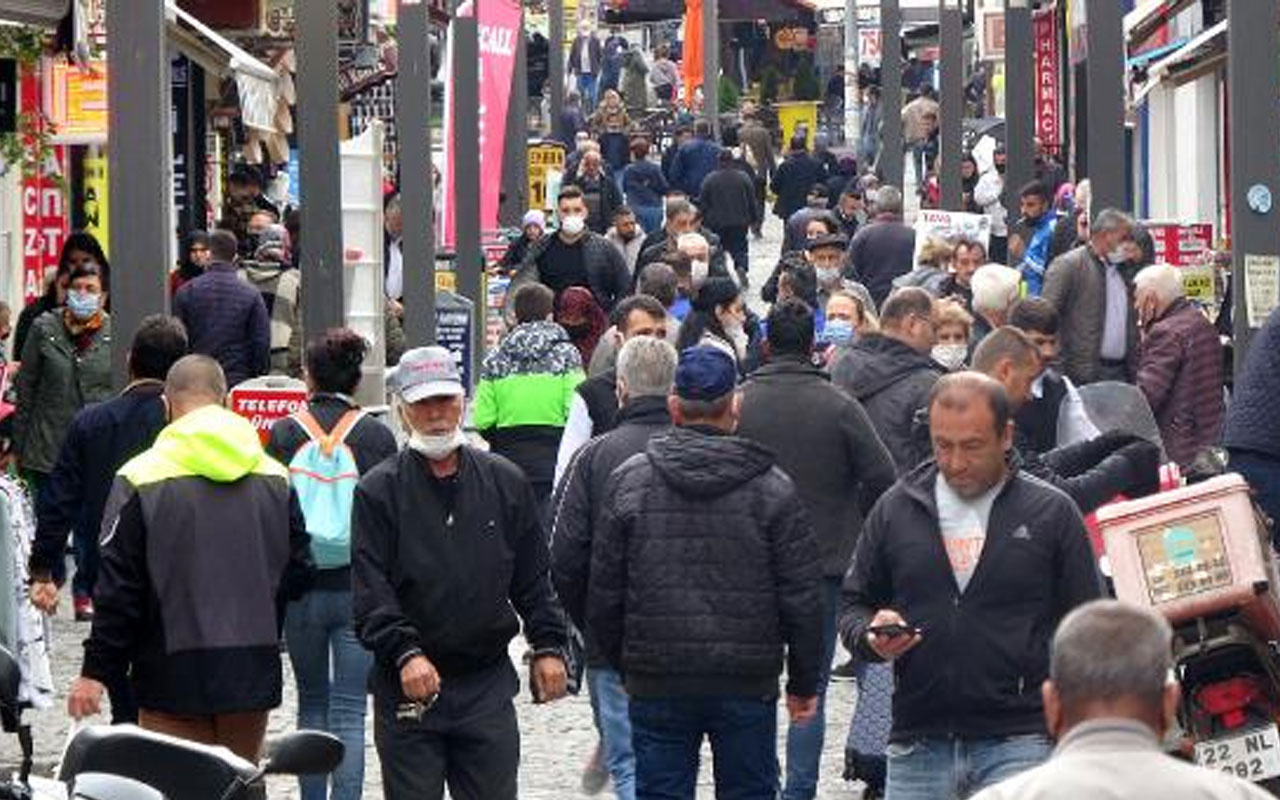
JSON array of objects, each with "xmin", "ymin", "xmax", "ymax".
[{"xmin": 972, "ymin": 600, "xmax": 1274, "ymax": 800}]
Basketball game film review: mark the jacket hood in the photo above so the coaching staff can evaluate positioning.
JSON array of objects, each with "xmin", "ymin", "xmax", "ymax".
[
  {"xmin": 616, "ymin": 394, "xmax": 672, "ymax": 427},
  {"xmin": 242, "ymin": 261, "xmax": 287, "ymax": 284},
  {"xmin": 151, "ymin": 405, "xmax": 271, "ymax": 483},
  {"xmin": 484, "ymin": 320, "xmax": 580, "ymax": 379},
  {"xmin": 750, "ymin": 356, "xmax": 828, "ymax": 382},
  {"xmin": 646, "ymin": 425, "xmax": 775, "ymax": 498},
  {"xmin": 837, "ymin": 334, "xmax": 938, "ymax": 401}
]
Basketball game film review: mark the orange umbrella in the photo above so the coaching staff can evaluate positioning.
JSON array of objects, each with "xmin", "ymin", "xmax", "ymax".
[{"xmin": 682, "ymin": 0, "xmax": 703, "ymax": 107}]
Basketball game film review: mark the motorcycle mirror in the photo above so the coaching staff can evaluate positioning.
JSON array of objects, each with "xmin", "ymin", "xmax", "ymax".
[
  {"xmin": 261, "ymin": 731, "xmax": 343, "ymax": 777},
  {"xmin": 72, "ymin": 772, "xmax": 167, "ymax": 800},
  {"xmin": 0, "ymin": 645, "xmax": 20, "ymax": 708}
]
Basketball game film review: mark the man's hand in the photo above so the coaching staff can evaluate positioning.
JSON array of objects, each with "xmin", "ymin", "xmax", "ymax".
[
  {"xmin": 787, "ymin": 694, "xmax": 819, "ymax": 724},
  {"xmin": 29, "ymin": 578, "xmax": 58, "ymax": 614},
  {"xmin": 866, "ymin": 609, "xmax": 923, "ymax": 661},
  {"xmin": 530, "ymin": 654, "xmax": 569, "ymax": 703},
  {"xmin": 67, "ymin": 677, "xmax": 104, "ymax": 720},
  {"xmin": 399, "ymin": 655, "xmax": 441, "ymax": 702}
]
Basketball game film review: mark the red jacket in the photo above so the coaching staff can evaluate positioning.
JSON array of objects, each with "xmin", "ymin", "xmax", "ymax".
[{"xmin": 1136, "ymin": 298, "xmax": 1224, "ymax": 468}]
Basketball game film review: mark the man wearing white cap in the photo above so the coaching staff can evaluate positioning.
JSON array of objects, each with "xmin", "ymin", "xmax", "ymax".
[{"xmin": 352, "ymin": 345, "xmax": 572, "ymax": 800}]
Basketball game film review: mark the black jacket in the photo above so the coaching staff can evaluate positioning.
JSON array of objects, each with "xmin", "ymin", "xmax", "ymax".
[
  {"xmin": 845, "ymin": 216, "xmax": 918, "ymax": 309},
  {"xmin": 839, "ymin": 462, "xmax": 1104, "ymax": 742},
  {"xmin": 771, "ymin": 152, "xmax": 825, "ymax": 220},
  {"xmin": 173, "ymin": 262, "xmax": 271, "ymax": 387},
  {"xmin": 550, "ymin": 396, "xmax": 671, "ymax": 665},
  {"xmin": 352, "ymin": 446, "xmax": 569, "ymax": 697},
  {"xmin": 738, "ymin": 357, "xmax": 897, "ymax": 577},
  {"xmin": 30, "ymin": 381, "xmax": 167, "ymax": 583},
  {"xmin": 698, "ymin": 167, "xmax": 761, "ymax": 231},
  {"xmin": 831, "ymin": 335, "xmax": 942, "ymax": 474},
  {"xmin": 588, "ymin": 425, "xmax": 824, "ymax": 699},
  {"xmin": 577, "ymin": 369, "xmax": 620, "ymax": 435},
  {"xmin": 514, "ymin": 232, "xmax": 631, "ymax": 313}
]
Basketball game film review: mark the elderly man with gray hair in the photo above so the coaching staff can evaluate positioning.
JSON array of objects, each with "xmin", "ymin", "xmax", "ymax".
[
  {"xmin": 1132, "ymin": 262, "xmax": 1225, "ymax": 469},
  {"xmin": 972, "ymin": 600, "xmax": 1274, "ymax": 800},
  {"xmin": 551, "ymin": 335, "xmax": 679, "ymax": 800},
  {"xmin": 1042, "ymin": 208, "xmax": 1140, "ymax": 384}
]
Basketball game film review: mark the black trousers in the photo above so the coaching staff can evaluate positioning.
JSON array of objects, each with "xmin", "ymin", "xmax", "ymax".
[{"xmin": 373, "ymin": 660, "xmax": 521, "ymax": 800}]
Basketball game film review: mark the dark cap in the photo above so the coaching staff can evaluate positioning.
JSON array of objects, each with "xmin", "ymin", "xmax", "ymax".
[
  {"xmin": 806, "ymin": 233, "xmax": 848, "ymax": 252},
  {"xmin": 675, "ymin": 346, "xmax": 737, "ymax": 402}
]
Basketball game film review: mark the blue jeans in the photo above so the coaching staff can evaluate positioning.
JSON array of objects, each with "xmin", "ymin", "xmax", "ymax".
[
  {"xmin": 578, "ymin": 73, "xmax": 598, "ymax": 109},
  {"xmin": 783, "ymin": 577, "xmax": 839, "ymax": 800},
  {"xmin": 285, "ymin": 590, "xmax": 373, "ymax": 800},
  {"xmin": 1229, "ymin": 449, "xmax": 1280, "ymax": 548},
  {"xmin": 885, "ymin": 734, "xmax": 1052, "ymax": 799},
  {"xmin": 630, "ymin": 696, "xmax": 779, "ymax": 799},
  {"xmin": 633, "ymin": 205, "xmax": 663, "ymax": 235},
  {"xmin": 589, "ymin": 668, "xmax": 636, "ymax": 800}
]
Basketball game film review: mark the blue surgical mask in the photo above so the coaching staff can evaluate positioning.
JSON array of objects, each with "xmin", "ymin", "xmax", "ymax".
[
  {"xmin": 823, "ymin": 318, "xmax": 856, "ymax": 347},
  {"xmin": 66, "ymin": 290, "xmax": 101, "ymax": 320}
]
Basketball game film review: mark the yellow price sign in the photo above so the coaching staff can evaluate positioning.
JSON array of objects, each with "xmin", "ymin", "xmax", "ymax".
[
  {"xmin": 527, "ymin": 142, "xmax": 567, "ymax": 212},
  {"xmin": 1181, "ymin": 266, "xmax": 1215, "ymax": 303}
]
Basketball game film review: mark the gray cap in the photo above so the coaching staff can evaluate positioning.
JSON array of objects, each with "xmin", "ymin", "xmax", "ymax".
[{"xmin": 393, "ymin": 346, "xmax": 464, "ymax": 403}]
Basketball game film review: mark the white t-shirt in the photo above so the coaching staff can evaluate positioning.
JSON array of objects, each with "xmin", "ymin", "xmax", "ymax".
[{"xmin": 935, "ymin": 474, "xmax": 1002, "ymax": 592}]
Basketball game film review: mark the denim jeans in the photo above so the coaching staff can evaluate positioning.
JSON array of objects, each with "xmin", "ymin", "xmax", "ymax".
[
  {"xmin": 783, "ymin": 577, "xmax": 839, "ymax": 800},
  {"xmin": 589, "ymin": 668, "xmax": 636, "ymax": 800},
  {"xmin": 630, "ymin": 696, "xmax": 779, "ymax": 799},
  {"xmin": 284, "ymin": 590, "xmax": 373, "ymax": 800},
  {"xmin": 72, "ymin": 524, "xmax": 99, "ymax": 599},
  {"xmin": 633, "ymin": 205, "xmax": 663, "ymax": 236},
  {"xmin": 1229, "ymin": 449, "xmax": 1280, "ymax": 548},
  {"xmin": 885, "ymin": 734, "xmax": 1052, "ymax": 800},
  {"xmin": 578, "ymin": 73, "xmax": 598, "ymax": 109}
]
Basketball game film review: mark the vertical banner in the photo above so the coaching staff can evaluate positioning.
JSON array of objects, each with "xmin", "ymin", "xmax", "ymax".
[
  {"xmin": 1033, "ymin": 5, "xmax": 1061, "ymax": 151},
  {"xmin": 20, "ymin": 67, "xmax": 66, "ymax": 304},
  {"xmin": 441, "ymin": 0, "xmax": 522, "ymax": 245},
  {"xmin": 82, "ymin": 153, "xmax": 109, "ymax": 252}
]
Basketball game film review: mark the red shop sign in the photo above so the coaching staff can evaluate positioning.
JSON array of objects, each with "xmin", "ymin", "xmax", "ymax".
[
  {"xmin": 228, "ymin": 383, "xmax": 308, "ymax": 444},
  {"xmin": 1033, "ymin": 6, "xmax": 1061, "ymax": 149},
  {"xmin": 20, "ymin": 67, "xmax": 66, "ymax": 304}
]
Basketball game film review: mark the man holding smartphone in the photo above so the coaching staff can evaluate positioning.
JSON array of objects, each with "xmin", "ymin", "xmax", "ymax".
[{"xmin": 840, "ymin": 372, "xmax": 1104, "ymax": 799}]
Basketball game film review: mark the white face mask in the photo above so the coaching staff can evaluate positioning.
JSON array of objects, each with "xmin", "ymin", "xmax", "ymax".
[
  {"xmin": 560, "ymin": 214, "xmax": 586, "ymax": 237},
  {"xmin": 691, "ymin": 259, "xmax": 709, "ymax": 286},
  {"xmin": 406, "ymin": 427, "xmax": 468, "ymax": 461},
  {"xmin": 932, "ymin": 343, "xmax": 969, "ymax": 371},
  {"xmin": 816, "ymin": 266, "xmax": 841, "ymax": 286},
  {"xmin": 723, "ymin": 319, "xmax": 748, "ymax": 360}
]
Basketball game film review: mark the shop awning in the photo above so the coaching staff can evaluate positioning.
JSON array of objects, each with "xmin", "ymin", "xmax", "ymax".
[
  {"xmin": 0, "ymin": 0, "xmax": 68, "ymax": 26},
  {"xmin": 1131, "ymin": 19, "xmax": 1226, "ymax": 107},
  {"xmin": 1124, "ymin": 0, "xmax": 1196, "ymax": 50},
  {"xmin": 165, "ymin": 0, "xmax": 281, "ymax": 133},
  {"xmin": 719, "ymin": 0, "xmax": 814, "ymax": 22}
]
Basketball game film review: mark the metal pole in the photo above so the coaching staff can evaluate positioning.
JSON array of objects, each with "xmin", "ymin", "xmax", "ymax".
[
  {"xmin": 1003, "ymin": 0, "xmax": 1034, "ymax": 230},
  {"xmin": 879, "ymin": 0, "xmax": 903, "ymax": 188},
  {"xmin": 1229, "ymin": 0, "xmax": 1280, "ymax": 369},
  {"xmin": 500, "ymin": 17, "xmax": 529, "ymax": 227},
  {"xmin": 548, "ymin": 0, "xmax": 565, "ymax": 137},
  {"xmin": 938, "ymin": 0, "xmax": 963, "ymax": 210},
  {"xmin": 397, "ymin": 0, "xmax": 435, "ymax": 346},
  {"xmin": 702, "ymin": 0, "xmax": 720, "ymax": 135},
  {"xmin": 844, "ymin": 0, "xmax": 860, "ymax": 146},
  {"xmin": 1084, "ymin": 0, "xmax": 1125, "ymax": 212},
  {"xmin": 106, "ymin": 0, "xmax": 168, "ymax": 385},
  {"xmin": 454, "ymin": 14, "xmax": 483, "ymax": 374},
  {"xmin": 296, "ymin": 0, "xmax": 345, "ymax": 339}
]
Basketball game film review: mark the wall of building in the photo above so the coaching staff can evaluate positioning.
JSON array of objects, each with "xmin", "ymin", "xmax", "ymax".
[{"xmin": 1144, "ymin": 69, "xmax": 1221, "ymax": 231}]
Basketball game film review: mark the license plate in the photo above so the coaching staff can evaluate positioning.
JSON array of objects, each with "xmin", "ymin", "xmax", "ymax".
[{"xmin": 1196, "ymin": 725, "xmax": 1280, "ymax": 782}]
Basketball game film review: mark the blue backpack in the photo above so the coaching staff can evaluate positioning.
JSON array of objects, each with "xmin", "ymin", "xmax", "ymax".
[{"xmin": 288, "ymin": 408, "xmax": 364, "ymax": 568}]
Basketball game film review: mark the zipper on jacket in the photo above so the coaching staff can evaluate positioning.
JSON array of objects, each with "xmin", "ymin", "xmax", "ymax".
[{"xmin": 1017, "ymin": 676, "xmax": 1025, "ymax": 696}]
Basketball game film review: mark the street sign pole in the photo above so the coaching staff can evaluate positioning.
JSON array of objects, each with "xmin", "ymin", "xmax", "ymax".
[
  {"xmin": 703, "ymin": 0, "xmax": 720, "ymax": 135},
  {"xmin": 397, "ymin": 0, "xmax": 435, "ymax": 346},
  {"xmin": 453, "ymin": 13, "xmax": 483, "ymax": 374},
  {"xmin": 106, "ymin": 0, "xmax": 168, "ymax": 385},
  {"xmin": 938, "ymin": 0, "xmax": 963, "ymax": 210},
  {"xmin": 1084, "ymin": 0, "xmax": 1125, "ymax": 212},
  {"xmin": 879, "ymin": 0, "xmax": 904, "ymax": 189},
  {"xmin": 548, "ymin": 0, "xmax": 565, "ymax": 136},
  {"xmin": 1003, "ymin": 0, "xmax": 1034, "ymax": 232},
  {"xmin": 1229, "ymin": 0, "xmax": 1280, "ymax": 369},
  {"xmin": 844, "ymin": 0, "xmax": 860, "ymax": 146},
  {"xmin": 501, "ymin": 16, "xmax": 529, "ymax": 227},
  {"xmin": 296, "ymin": 0, "xmax": 345, "ymax": 339}
]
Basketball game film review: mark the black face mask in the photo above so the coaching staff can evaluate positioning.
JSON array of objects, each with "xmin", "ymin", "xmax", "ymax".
[
  {"xmin": 995, "ymin": 163, "xmax": 1006, "ymax": 175},
  {"xmin": 563, "ymin": 322, "xmax": 592, "ymax": 339}
]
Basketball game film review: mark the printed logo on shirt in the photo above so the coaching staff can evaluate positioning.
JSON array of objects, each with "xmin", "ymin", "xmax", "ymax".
[{"xmin": 944, "ymin": 534, "xmax": 985, "ymax": 575}]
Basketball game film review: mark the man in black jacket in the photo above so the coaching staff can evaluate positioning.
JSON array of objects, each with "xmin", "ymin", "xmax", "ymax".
[
  {"xmin": 840, "ymin": 372, "xmax": 1104, "ymax": 799},
  {"xmin": 551, "ymin": 335, "xmax": 677, "ymax": 800},
  {"xmin": 738, "ymin": 299, "xmax": 896, "ymax": 800},
  {"xmin": 832, "ymin": 288, "xmax": 941, "ymax": 474},
  {"xmin": 352, "ymin": 346, "xmax": 571, "ymax": 800},
  {"xmin": 30, "ymin": 315, "xmax": 188, "ymax": 719},
  {"xmin": 515, "ymin": 186, "xmax": 631, "ymax": 312},
  {"xmin": 589, "ymin": 345, "xmax": 824, "ymax": 799},
  {"xmin": 698, "ymin": 149, "xmax": 760, "ymax": 286},
  {"xmin": 844, "ymin": 185, "xmax": 917, "ymax": 309}
]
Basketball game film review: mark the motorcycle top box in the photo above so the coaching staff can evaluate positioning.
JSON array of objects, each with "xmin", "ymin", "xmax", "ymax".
[{"xmin": 1099, "ymin": 474, "xmax": 1280, "ymax": 638}]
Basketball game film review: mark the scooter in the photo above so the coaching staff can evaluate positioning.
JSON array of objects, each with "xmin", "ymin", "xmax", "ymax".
[{"xmin": 0, "ymin": 643, "xmax": 344, "ymax": 800}]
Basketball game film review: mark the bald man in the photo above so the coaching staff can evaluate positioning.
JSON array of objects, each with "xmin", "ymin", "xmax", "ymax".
[{"xmin": 67, "ymin": 355, "xmax": 313, "ymax": 761}]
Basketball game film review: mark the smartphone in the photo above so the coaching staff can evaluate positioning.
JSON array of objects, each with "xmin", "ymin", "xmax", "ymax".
[{"xmin": 868, "ymin": 623, "xmax": 921, "ymax": 638}]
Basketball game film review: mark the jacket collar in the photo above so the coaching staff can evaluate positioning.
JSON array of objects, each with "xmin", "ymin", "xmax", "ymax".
[
  {"xmin": 1054, "ymin": 718, "xmax": 1161, "ymax": 756},
  {"xmin": 616, "ymin": 394, "xmax": 671, "ymax": 426},
  {"xmin": 751, "ymin": 355, "xmax": 827, "ymax": 381},
  {"xmin": 1155, "ymin": 297, "xmax": 1192, "ymax": 324},
  {"xmin": 208, "ymin": 260, "xmax": 238, "ymax": 273}
]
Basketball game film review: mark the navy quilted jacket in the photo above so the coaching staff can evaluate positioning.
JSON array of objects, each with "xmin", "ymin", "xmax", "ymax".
[
  {"xmin": 173, "ymin": 262, "xmax": 270, "ymax": 387},
  {"xmin": 1224, "ymin": 306, "xmax": 1280, "ymax": 457}
]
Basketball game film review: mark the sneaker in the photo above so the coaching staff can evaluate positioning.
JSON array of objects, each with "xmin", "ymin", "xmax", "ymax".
[
  {"xmin": 581, "ymin": 741, "xmax": 608, "ymax": 795},
  {"xmin": 73, "ymin": 595, "xmax": 94, "ymax": 622},
  {"xmin": 830, "ymin": 658, "xmax": 858, "ymax": 682}
]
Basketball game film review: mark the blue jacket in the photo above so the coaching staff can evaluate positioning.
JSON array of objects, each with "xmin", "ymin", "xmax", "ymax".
[
  {"xmin": 174, "ymin": 262, "xmax": 270, "ymax": 386},
  {"xmin": 29, "ymin": 381, "xmax": 167, "ymax": 583},
  {"xmin": 1224, "ymin": 307, "xmax": 1280, "ymax": 458},
  {"xmin": 1019, "ymin": 212, "xmax": 1058, "ymax": 296},
  {"xmin": 622, "ymin": 159, "xmax": 669, "ymax": 209},
  {"xmin": 669, "ymin": 137, "xmax": 721, "ymax": 197}
]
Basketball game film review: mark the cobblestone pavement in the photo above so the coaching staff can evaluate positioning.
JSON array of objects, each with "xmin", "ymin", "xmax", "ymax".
[{"xmin": 1, "ymin": 215, "xmax": 869, "ymax": 798}]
